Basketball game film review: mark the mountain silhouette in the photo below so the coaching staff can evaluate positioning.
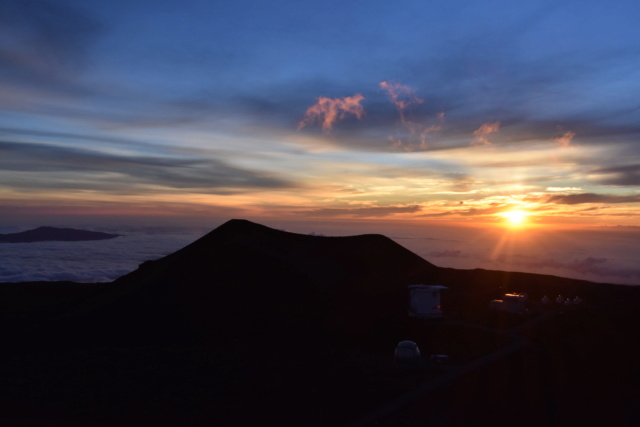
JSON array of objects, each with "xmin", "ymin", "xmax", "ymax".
[
  {"xmin": 33, "ymin": 219, "xmax": 440, "ymax": 347},
  {"xmin": 14, "ymin": 219, "xmax": 636, "ymax": 347},
  {"xmin": 0, "ymin": 226, "xmax": 120, "ymax": 243},
  {"xmin": 2, "ymin": 219, "xmax": 639, "ymax": 426}
]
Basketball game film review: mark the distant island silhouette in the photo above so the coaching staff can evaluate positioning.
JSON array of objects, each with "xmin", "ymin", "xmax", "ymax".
[
  {"xmin": 0, "ymin": 226, "xmax": 120, "ymax": 243},
  {"xmin": 0, "ymin": 219, "xmax": 638, "ymax": 426}
]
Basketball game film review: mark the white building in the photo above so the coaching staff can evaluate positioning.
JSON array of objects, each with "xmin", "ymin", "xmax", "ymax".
[{"xmin": 408, "ymin": 284, "xmax": 448, "ymax": 319}]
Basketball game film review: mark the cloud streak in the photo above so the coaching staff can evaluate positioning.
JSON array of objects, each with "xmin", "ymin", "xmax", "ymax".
[
  {"xmin": 539, "ymin": 193, "xmax": 640, "ymax": 205},
  {"xmin": 300, "ymin": 205, "xmax": 422, "ymax": 218},
  {"xmin": 591, "ymin": 165, "xmax": 640, "ymax": 186},
  {"xmin": 0, "ymin": 139, "xmax": 293, "ymax": 194}
]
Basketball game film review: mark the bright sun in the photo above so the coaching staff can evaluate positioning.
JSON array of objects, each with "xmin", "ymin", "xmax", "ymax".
[{"xmin": 502, "ymin": 210, "xmax": 528, "ymax": 226}]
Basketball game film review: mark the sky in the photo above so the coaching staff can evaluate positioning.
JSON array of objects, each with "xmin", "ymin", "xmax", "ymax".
[
  {"xmin": 2, "ymin": 0, "xmax": 640, "ymax": 227},
  {"xmin": 1, "ymin": 0, "xmax": 640, "ymax": 284}
]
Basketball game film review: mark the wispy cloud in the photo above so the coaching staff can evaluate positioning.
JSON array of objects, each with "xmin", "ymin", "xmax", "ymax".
[
  {"xmin": 553, "ymin": 131, "xmax": 575, "ymax": 148},
  {"xmin": 379, "ymin": 81, "xmax": 424, "ymax": 122},
  {"xmin": 298, "ymin": 94, "xmax": 365, "ymax": 132},
  {"xmin": 379, "ymin": 81, "xmax": 443, "ymax": 151},
  {"xmin": 546, "ymin": 187, "xmax": 582, "ymax": 192},
  {"xmin": 471, "ymin": 122, "xmax": 500, "ymax": 146}
]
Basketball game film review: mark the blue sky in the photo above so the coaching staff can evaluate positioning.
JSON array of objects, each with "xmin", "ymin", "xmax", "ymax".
[{"xmin": 2, "ymin": 0, "xmax": 640, "ymax": 227}]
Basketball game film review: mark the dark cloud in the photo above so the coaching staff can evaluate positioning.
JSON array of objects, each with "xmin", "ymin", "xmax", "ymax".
[
  {"xmin": 300, "ymin": 205, "xmax": 422, "ymax": 218},
  {"xmin": 0, "ymin": 0, "xmax": 102, "ymax": 93},
  {"xmin": 444, "ymin": 172, "xmax": 478, "ymax": 192},
  {"xmin": 419, "ymin": 212, "xmax": 457, "ymax": 218},
  {"xmin": 0, "ymin": 1, "xmax": 227, "ymax": 130},
  {"xmin": 591, "ymin": 164, "xmax": 640, "ymax": 186},
  {"xmin": 0, "ymin": 140, "xmax": 293, "ymax": 194},
  {"xmin": 0, "ymin": 126, "xmax": 160, "ymax": 150},
  {"xmin": 420, "ymin": 205, "xmax": 508, "ymax": 218},
  {"xmin": 2, "ymin": 90, "xmax": 229, "ymax": 131},
  {"xmin": 0, "ymin": 201, "xmax": 248, "ymax": 224},
  {"xmin": 459, "ymin": 206, "xmax": 510, "ymax": 216},
  {"xmin": 538, "ymin": 193, "xmax": 640, "ymax": 205}
]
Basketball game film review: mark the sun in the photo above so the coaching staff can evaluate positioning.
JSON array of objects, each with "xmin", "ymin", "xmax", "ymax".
[{"xmin": 502, "ymin": 210, "xmax": 528, "ymax": 227}]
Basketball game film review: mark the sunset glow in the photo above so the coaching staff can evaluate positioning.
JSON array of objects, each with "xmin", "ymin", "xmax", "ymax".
[
  {"xmin": 1, "ymin": 0, "xmax": 640, "ymax": 285},
  {"xmin": 502, "ymin": 210, "xmax": 528, "ymax": 227}
]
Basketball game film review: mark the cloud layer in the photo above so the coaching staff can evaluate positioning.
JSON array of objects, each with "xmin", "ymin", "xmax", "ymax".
[
  {"xmin": 0, "ymin": 138, "xmax": 292, "ymax": 194},
  {"xmin": 0, "ymin": 227, "xmax": 203, "ymax": 283},
  {"xmin": 2, "ymin": 223, "xmax": 637, "ymax": 286},
  {"xmin": 395, "ymin": 226, "xmax": 640, "ymax": 285}
]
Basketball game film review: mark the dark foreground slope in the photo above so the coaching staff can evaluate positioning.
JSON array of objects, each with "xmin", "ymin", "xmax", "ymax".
[{"xmin": 0, "ymin": 219, "xmax": 638, "ymax": 426}]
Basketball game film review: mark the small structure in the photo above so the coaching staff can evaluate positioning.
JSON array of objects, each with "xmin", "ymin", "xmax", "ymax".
[
  {"xmin": 489, "ymin": 293, "xmax": 527, "ymax": 314},
  {"xmin": 430, "ymin": 354, "xmax": 449, "ymax": 364},
  {"xmin": 408, "ymin": 285, "xmax": 448, "ymax": 319},
  {"xmin": 394, "ymin": 340, "xmax": 421, "ymax": 365}
]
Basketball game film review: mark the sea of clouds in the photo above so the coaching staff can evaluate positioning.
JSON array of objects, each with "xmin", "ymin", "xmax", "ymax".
[
  {"xmin": 1, "ymin": 222, "xmax": 638, "ymax": 286},
  {"xmin": 392, "ymin": 226, "xmax": 640, "ymax": 286},
  {"xmin": 0, "ymin": 225, "xmax": 205, "ymax": 283}
]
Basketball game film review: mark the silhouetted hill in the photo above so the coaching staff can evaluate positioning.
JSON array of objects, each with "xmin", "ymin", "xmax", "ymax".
[
  {"xmin": 4, "ymin": 219, "xmax": 638, "ymax": 350},
  {"xmin": 0, "ymin": 226, "xmax": 120, "ymax": 242},
  {"xmin": 32, "ymin": 219, "xmax": 440, "ymax": 346},
  {"xmin": 0, "ymin": 219, "xmax": 638, "ymax": 426}
]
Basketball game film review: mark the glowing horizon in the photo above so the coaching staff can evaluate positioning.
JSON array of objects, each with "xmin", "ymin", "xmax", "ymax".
[{"xmin": 1, "ymin": 0, "xmax": 639, "ymax": 231}]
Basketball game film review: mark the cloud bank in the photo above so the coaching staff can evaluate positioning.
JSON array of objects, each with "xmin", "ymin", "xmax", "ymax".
[{"xmin": 0, "ymin": 228, "xmax": 202, "ymax": 283}]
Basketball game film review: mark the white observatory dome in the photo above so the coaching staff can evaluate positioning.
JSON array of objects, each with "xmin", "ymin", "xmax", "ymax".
[{"xmin": 394, "ymin": 340, "xmax": 421, "ymax": 364}]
